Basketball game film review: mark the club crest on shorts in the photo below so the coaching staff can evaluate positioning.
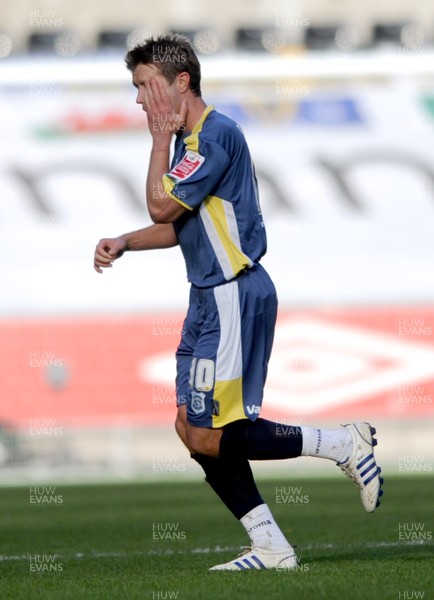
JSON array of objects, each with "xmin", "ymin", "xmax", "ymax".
[{"xmin": 191, "ymin": 391, "xmax": 206, "ymax": 415}]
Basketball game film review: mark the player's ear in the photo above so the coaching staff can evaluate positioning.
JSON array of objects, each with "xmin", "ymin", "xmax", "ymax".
[{"xmin": 176, "ymin": 72, "xmax": 190, "ymax": 94}]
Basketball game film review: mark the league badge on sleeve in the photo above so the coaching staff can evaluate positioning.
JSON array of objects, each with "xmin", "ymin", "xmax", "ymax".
[{"xmin": 169, "ymin": 151, "xmax": 205, "ymax": 181}]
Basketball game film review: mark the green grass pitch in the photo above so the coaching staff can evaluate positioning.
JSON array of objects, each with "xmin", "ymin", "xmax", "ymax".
[{"xmin": 0, "ymin": 476, "xmax": 433, "ymax": 600}]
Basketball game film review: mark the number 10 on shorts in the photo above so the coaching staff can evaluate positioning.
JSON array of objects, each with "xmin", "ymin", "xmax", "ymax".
[{"xmin": 189, "ymin": 358, "xmax": 215, "ymax": 392}]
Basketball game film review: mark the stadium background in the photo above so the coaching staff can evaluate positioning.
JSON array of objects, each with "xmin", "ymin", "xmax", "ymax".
[{"xmin": 0, "ymin": 0, "xmax": 433, "ymax": 485}]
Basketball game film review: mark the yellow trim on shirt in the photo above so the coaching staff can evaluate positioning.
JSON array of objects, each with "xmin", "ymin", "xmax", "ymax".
[
  {"xmin": 184, "ymin": 105, "xmax": 215, "ymax": 152},
  {"xmin": 162, "ymin": 175, "xmax": 194, "ymax": 210},
  {"xmin": 202, "ymin": 195, "xmax": 251, "ymax": 276}
]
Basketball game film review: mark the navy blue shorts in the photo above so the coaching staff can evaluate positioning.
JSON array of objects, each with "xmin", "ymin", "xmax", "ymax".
[{"xmin": 176, "ymin": 263, "xmax": 277, "ymax": 428}]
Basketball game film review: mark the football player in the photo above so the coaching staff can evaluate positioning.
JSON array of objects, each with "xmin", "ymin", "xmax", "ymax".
[{"xmin": 94, "ymin": 33, "xmax": 382, "ymax": 571}]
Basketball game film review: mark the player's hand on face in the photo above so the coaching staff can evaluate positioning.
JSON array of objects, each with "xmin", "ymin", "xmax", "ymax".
[
  {"xmin": 145, "ymin": 77, "xmax": 187, "ymax": 143},
  {"xmin": 93, "ymin": 236, "xmax": 128, "ymax": 273}
]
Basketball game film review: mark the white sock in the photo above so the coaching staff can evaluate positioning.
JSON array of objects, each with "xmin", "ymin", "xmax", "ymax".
[
  {"xmin": 240, "ymin": 503, "xmax": 292, "ymax": 551},
  {"xmin": 300, "ymin": 426, "xmax": 352, "ymax": 462}
]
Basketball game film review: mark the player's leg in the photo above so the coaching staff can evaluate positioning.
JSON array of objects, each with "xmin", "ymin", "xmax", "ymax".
[
  {"xmin": 176, "ymin": 405, "xmax": 263, "ymax": 520},
  {"xmin": 185, "ymin": 265, "xmax": 382, "ymax": 515},
  {"xmin": 216, "ymin": 264, "xmax": 382, "ymax": 514},
  {"xmin": 181, "ymin": 275, "xmax": 297, "ymax": 570},
  {"xmin": 176, "ymin": 284, "xmax": 297, "ymax": 570},
  {"xmin": 183, "ymin": 401, "xmax": 358, "ymax": 468},
  {"xmin": 219, "ymin": 418, "xmax": 383, "ymax": 513},
  {"xmin": 220, "ymin": 418, "xmax": 349, "ymax": 462},
  {"xmin": 185, "ymin": 407, "xmax": 375, "ymax": 494},
  {"xmin": 176, "ymin": 403, "xmax": 296, "ymax": 568}
]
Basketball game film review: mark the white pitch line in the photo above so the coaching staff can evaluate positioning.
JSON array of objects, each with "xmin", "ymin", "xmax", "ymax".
[{"xmin": 0, "ymin": 540, "xmax": 430, "ymax": 563}]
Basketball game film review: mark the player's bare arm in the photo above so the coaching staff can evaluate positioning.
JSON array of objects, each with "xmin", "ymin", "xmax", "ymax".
[
  {"xmin": 93, "ymin": 223, "xmax": 178, "ymax": 273},
  {"xmin": 143, "ymin": 76, "xmax": 188, "ymax": 224}
]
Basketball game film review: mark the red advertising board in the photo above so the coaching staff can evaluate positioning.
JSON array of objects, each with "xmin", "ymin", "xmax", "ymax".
[{"xmin": 1, "ymin": 308, "xmax": 433, "ymax": 428}]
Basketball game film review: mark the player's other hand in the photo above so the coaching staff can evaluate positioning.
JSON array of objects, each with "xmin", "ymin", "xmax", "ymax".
[{"xmin": 94, "ymin": 236, "xmax": 128, "ymax": 273}]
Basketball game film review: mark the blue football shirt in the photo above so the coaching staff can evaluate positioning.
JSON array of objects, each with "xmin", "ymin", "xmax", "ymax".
[{"xmin": 162, "ymin": 106, "xmax": 267, "ymax": 287}]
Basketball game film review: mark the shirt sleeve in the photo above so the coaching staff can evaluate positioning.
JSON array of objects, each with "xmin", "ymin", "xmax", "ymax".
[{"xmin": 162, "ymin": 139, "xmax": 230, "ymax": 210}]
